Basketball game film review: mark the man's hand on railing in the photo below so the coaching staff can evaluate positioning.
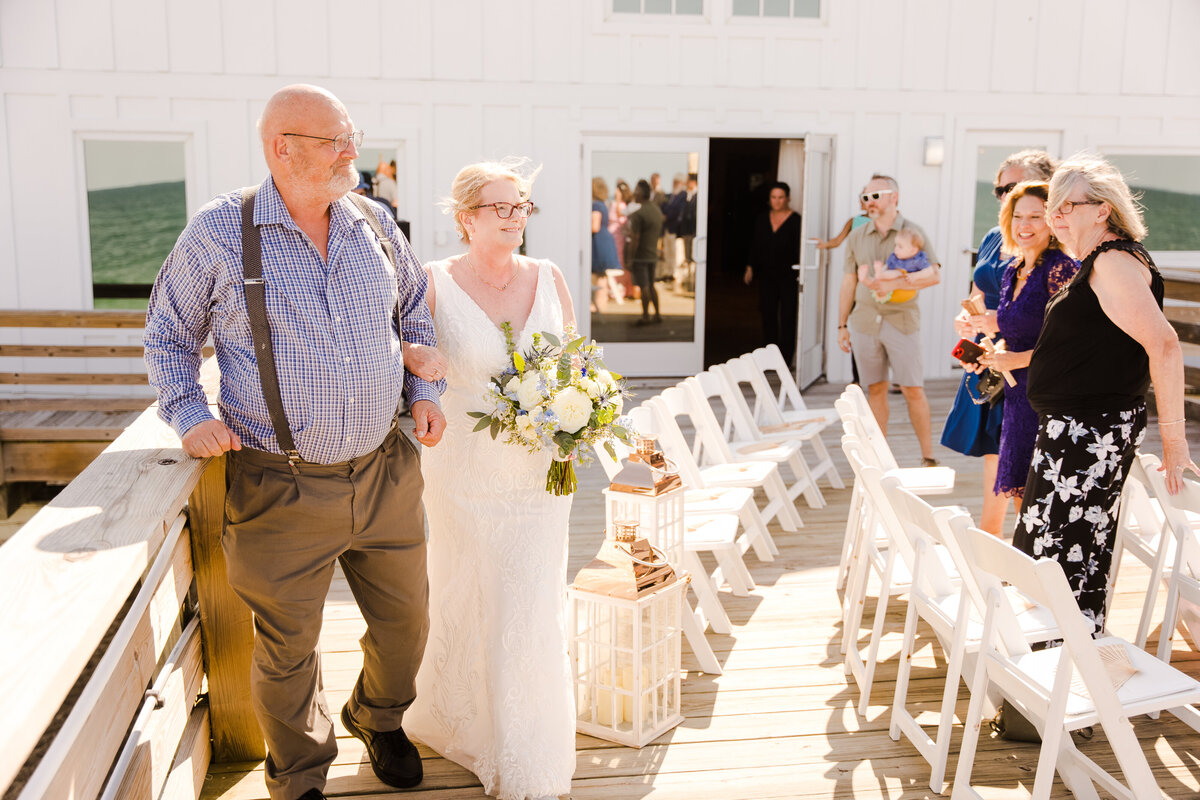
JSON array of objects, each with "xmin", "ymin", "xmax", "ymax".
[{"xmin": 182, "ymin": 419, "xmax": 243, "ymax": 458}]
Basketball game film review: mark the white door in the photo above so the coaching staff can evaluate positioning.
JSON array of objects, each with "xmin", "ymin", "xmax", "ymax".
[
  {"xmin": 583, "ymin": 136, "xmax": 708, "ymax": 377},
  {"xmin": 795, "ymin": 134, "xmax": 834, "ymax": 389}
]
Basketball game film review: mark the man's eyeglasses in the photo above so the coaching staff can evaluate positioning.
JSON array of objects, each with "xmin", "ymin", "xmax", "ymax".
[
  {"xmin": 281, "ymin": 130, "xmax": 365, "ymax": 153},
  {"xmin": 1054, "ymin": 199, "xmax": 1103, "ymax": 216},
  {"xmin": 993, "ymin": 182, "xmax": 1018, "ymax": 199},
  {"xmin": 860, "ymin": 190, "xmax": 895, "ymax": 203},
  {"xmin": 472, "ymin": 201, "xmax": 535, "ymax": 219}
]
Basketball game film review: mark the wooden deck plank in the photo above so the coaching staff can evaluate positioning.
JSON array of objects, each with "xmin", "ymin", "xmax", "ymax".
[{"xmin": 200, "ymin": 377, "xmax": 1200, "ymax": 800}]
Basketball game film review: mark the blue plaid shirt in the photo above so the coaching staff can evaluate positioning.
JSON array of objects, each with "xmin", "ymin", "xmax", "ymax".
[{"xmin": 145, "ymin": 177, "xmax": 444, "ymax": 464}]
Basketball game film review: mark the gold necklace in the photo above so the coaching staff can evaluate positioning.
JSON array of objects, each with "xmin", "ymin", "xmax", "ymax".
[{"xmin": 465, "ymin": 252, "xmax": 517, "ymax": 291}]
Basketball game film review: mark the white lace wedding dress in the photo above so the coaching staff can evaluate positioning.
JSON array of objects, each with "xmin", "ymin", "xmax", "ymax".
[{"xmin": 406, "ymin": 258, "xmax": 576, "ymax": 800}]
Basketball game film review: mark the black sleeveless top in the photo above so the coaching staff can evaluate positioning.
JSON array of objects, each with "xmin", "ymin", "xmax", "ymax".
[{"xmin": 1026, "ymin": 239, "xmax": 1164, "ymax": 415}]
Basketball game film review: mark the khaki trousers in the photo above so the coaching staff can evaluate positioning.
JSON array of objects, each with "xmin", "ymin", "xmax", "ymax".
[{"xmin": 222, "ymin": 426, "xmax": 429, "ymax": 800}]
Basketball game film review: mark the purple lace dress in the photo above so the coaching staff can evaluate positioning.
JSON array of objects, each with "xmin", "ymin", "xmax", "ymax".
[{"xmin": 994, "ymin": 248, "xmax": 1079, "ymax": 497}]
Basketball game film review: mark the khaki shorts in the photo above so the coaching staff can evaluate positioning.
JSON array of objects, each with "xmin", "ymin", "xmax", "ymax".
[{"xmin": 850, "ymin": 320, "xmax": 924, "ymax": 387}]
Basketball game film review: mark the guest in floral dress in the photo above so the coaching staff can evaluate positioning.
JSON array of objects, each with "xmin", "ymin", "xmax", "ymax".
[{"xmin": 1012, "ymin": 154, "xmax": 1198, "ymax": 630}]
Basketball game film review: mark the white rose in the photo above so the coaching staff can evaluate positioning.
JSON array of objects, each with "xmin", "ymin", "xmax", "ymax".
[
  {"xmin": 504, "ymin": 375, "xmax": 522, "ymax": 397},
  {"xmin": 517, "ymin": 373, "xmax": 543, "ymax": 410},
  {"xmin": 581, "ymin": 377, "xmax": 601, "ymax": 399},
  {"xmin": 549, "ymin": 386, "xmax": 593, "ymax": 434},
  {"xmin": 610, "ymin": 393, "xmax": 624, "ymax": 415},
  {"xmin": 515, "ymin": 414, "xmax": 538, "ymax": 441},
  {"xmin": 595, "ymin": 369, "xmax": 616, "ymax": 392}
]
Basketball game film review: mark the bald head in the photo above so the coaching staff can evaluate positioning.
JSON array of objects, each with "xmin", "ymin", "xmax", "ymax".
[{"xmin": 258, "ymin": 84, "xmax": 347, "ymax": 145}]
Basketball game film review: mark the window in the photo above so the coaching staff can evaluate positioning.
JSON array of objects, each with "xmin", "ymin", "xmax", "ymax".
[
  {"xmin": 613, "ymin": 0, "xmax": 704, "ymax": 14},
  {"xmin": 84, "ymin": 140, "xmax": 187, "ymax": 309},
  {"xmin": 731, "ymin": 0, "xmax": 819, "ymax": 17},
  {"xmin": 1102, "ymin": 154, "xmax": 1200, "ymax": 253}
]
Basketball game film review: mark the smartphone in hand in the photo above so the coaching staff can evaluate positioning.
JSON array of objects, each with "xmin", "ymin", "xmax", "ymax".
[{"xmin": 952, "ymin": 339, "xmax": 986, "ymax": 365}]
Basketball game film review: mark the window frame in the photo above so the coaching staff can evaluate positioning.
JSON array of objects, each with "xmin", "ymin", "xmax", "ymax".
[
  {"xmin": 73, "ymin": 125, "xmax": 203, "ymax": 308},
  {"xmin": 1097, "ymin": 145, "xmax": 1200, "ymax": 271},
  {"xmin": 725, "ymin": 0, "xmax": 826, "ymax": 24},
  {"xmin": 607, "ymin": 0, "xmax": 709, "ymax": 19}
]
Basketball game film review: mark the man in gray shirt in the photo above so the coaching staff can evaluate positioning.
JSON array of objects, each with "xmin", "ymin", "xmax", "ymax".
[
  {"xmin": 836, "ymin": 174, "xmax": 942, "ymax": 466},
  {"xmin": 626, "ymin": 178, "xmax": 665, "ymax": 325}
]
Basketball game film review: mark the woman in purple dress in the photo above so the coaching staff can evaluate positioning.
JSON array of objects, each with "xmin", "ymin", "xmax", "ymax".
[{"xmin": 967, "ymin": 181, "xmax": 1078, "ymax": 516}]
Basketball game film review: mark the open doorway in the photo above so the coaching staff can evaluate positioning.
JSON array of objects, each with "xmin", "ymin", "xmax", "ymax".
[{"xmin": 704, "ymin": 137, "xmax": 781, "ymax": 366}]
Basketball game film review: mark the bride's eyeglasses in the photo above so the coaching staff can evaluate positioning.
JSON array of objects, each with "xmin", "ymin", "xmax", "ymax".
[{"xmin": 472, "ymin": 201, "xmax": 535, "ymax": 219}]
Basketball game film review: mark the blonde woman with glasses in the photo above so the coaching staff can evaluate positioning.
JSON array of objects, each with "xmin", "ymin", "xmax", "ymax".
[
  {"xmin": 1013, "ymin": 152, "xmax": 1198, "ymax": 631},
  {"xmin": 405, "ymin": 159, "xmax": 578, "ymax": 800}
]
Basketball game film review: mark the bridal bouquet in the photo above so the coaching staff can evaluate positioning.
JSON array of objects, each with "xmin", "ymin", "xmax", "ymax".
[{"xmin": 468, "ymin": 323, "xmax": 633, "ymax": 495}]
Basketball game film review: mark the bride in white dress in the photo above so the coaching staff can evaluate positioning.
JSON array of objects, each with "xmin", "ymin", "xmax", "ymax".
[{"xmin": 404, "ymin": 160, "xmax": 578, "ymax": 800}]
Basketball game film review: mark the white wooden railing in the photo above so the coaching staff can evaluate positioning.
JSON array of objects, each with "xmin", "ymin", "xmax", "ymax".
[{"xmin": 0, "ymin": 362, "xmax": 261, "ymax": 799}]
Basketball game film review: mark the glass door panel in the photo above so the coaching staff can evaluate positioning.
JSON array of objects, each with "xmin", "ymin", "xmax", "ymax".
[{"xmin": 584, "ymin": 137, "xmax": 708, "ymax": 377}]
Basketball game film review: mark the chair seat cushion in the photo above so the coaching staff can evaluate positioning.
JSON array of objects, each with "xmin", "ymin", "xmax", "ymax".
[
  {"xmin": 700, "ymin": 461, "xmax": 777, "ymax": 486},
  {"xmin": 684, "ymin": 486, "xmax": 753, "ymax": 514},
  {"xmin": 885, "ymin": 466, "xmax": 956, "ymax": 495},
  {"xmin": 683, "ymin": 514, "xmax": 740, "ymax": 548},
  {"xmin": 1009, "ymin": 636, "xmax": 1200, "ymax": 724}
]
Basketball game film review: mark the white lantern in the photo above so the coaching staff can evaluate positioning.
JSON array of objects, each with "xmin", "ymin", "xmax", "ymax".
[
  {"xmin": 605, "ymin": 435, "xmax": 685, "ymax": 566},
  {"xmin": 568, "ymin": 521, "xmax": 687, "ymax": 747}
]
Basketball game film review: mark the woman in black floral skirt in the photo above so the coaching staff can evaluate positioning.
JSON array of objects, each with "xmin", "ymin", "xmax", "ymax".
[{"xmin": 1015, "ymin": 153, "xmax": 1198, "ymax": 631}]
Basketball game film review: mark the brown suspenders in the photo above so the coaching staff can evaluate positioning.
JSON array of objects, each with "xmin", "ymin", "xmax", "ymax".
[{"xmin": 240, "ymin": 186, "xmax": 400, "ymax": 473}]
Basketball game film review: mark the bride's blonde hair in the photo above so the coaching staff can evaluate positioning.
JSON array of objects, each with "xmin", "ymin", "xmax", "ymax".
[{"xmin": 441, "ymin": 157, "xmax": 542, "ymax": 243}]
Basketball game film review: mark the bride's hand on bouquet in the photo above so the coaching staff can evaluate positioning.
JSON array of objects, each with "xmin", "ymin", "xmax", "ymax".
[
  {"xmin": 411, "ymin": 400, "xmax": 446, "ymax": 447},
  {"xmin": 404, "ymin": 342, "xmax": 449, "ymax": 383}
]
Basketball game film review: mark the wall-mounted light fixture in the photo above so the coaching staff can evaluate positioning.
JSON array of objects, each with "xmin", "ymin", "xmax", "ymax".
[{"xmin": 923, "ymin": 136, "xmax": 945, "ymax": 167}]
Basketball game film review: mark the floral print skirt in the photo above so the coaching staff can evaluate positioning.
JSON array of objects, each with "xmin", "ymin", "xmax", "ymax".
[{"xmin": 1011, "ymin": 403, "xmax": 1146, "ymax": 631}]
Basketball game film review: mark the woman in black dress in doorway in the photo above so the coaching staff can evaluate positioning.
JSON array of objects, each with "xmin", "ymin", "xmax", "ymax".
[{"xmin": 744, "ymin": 181, "xmax": 802, "ymax": 365}]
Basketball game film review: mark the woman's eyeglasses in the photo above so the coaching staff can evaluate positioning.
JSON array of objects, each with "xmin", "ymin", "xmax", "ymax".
[
  {"xmin": 1054, "ymin": 199, "xmax": 1102, "ymax": 215},
  {"xmin": 860, "ymin": 190, "xmax": 895, "ymax": 204},
  {"xmin": 993, "ymin": 182, "xmax": 1018, "ymax": 199},
  {"xmin": 281, "ymin": 130, "xmax": 364, "ymax": 153},
  {"xmin": 472, "ymin": 202, "xmax": 535, "ymax": 219}
]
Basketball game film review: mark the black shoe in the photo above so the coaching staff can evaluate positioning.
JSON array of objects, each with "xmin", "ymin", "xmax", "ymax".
[
  {"xmin": 297, "ymin": 791, "xmax": 326, "ymax": 800},
  {"xmin": 341, "ymin": 705, "xmax": 423, "ymax": 789},
  {"xmin": 920, "ymin": 457, "xmax": 940, "ymax": 468}
]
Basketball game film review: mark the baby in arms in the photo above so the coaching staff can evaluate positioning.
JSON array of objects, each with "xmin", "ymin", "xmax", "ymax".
[{"xmin": 857, "ymin": 227, "xmax": 929, "ymax": 303}]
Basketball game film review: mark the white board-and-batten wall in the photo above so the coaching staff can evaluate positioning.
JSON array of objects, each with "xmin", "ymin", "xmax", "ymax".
[{"xmin": 1, "ymin": 0, "xmax": 1197, "ymax": 382}]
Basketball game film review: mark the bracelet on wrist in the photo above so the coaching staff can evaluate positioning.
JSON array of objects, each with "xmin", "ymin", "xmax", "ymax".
[{"xmin": 1159, "ymin": 418, "xmax": 1186, "ymax": 426}]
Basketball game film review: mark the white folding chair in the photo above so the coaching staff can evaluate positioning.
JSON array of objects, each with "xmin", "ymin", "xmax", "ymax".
[
  {"xmin": 750, "ymin": 343, "xmax": 840, "ymax": 428},
  {"xmin": 714, "ymin": 355, "xmax": 842, "ymax": 497},
  {"xmin": 840, "ymin": 436, "xmax": 947, "ymax": 714},
  {"xmin": 834, "ymin": 391, "xmax": 955, "ymax": 596},
  {"xmin": 1127, "ymin": 465, "xmax": 1200, "ymax": 665},
  {"xmin": 1109, "ymin": 453, "xmax": 1179, "ymax": 651},
  {"xmin": 841, "ymin": 383, "xmax": 957, "ymax": 483},
  {"xmin": 883, "ymin": 481, "xmax": 1060, "ymax": 793},
  {"xmin": 685, "ymin": 371, "xmax": 824, "ymax": 509},
  {"xmin": 650, "ymin": 386, "xmax": 797, "ymax": 547},
  {"xmin": 951, "ymin": 525, "xmax": 1200, "ymax": 800},
  {"xmin": 720, "ymin": 352, "xmax": 844, "ymax": 491},
  {"xmin": 625, "ymin": 403, "xmax": 776, "ymax": 568}
]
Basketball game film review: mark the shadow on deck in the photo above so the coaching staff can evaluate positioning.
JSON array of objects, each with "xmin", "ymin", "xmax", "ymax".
[{"xmin": 203, "ymin": 379, "xmax": 1200, "ymax": 800}]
